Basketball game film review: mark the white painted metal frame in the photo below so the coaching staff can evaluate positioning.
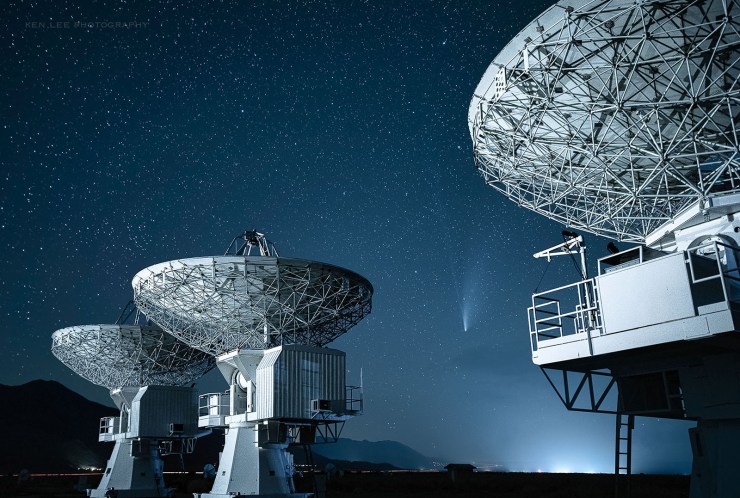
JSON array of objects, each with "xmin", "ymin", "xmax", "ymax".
[
  {"xmin": 132, "ymin": 256, "xmax": 373, "ymax": 356},
  {"xmin": 528, "ymin": 239, "xmax": 740, "ymax": 363},
  {"xmin": 470, "ymin": 0, "xmax": 740, "ymax": 242},
  {"xmin": 51, "ymin": 324, "xmax": 215, "ymax": 389}
]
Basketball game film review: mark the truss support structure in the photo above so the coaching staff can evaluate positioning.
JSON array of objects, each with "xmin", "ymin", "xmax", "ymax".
[
  {"xmin": 469, "ymin": 0, "xmax": 740, "ymax": 245},
  {"xmin": 51, "ymin": 325, "xmax": 214, "ymax": 390},
  {"xmin": 540, "ymin": 367, "xmax": 619, "ymax": 415},
  {"xmin": 133, "ymin": 256, "xmax": 373, "ymax": 355}
]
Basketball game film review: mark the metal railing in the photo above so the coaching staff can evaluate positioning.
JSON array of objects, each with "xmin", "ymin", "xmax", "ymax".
[
  {"xmin": 528, "ymin": 278, "xmax": 601, "ymax": 352},
  {"xmin": 198, "ymin": 391, "xmax": 230, "ymax": 417},
  {"xmin": 686, "ymin": 239, "xmax": 740, "ymax": 307},
  {"xmin": 346, "ymin": 385, "xmax": 363, "ymax": 413},
  {"xmin": 198, "ymin": 391, "xmax": 231, "ymax": 428},
  {"xmin": 159, "ymin": 438, "xmax": 196, "ymax": 455},
  {"xmin": 529, "ymin": 240, "xmax": 740, "ymax": 354},
  {"xmin": 309, "ymin": 386, "xmax": 363, "ymax": 420},
  {"xmin": 99, "ymin": 416, "xmax": 121, "ymax": 436}
]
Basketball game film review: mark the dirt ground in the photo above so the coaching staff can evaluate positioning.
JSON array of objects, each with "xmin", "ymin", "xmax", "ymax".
[
  {"xmin": 317, "ymin": 471, "xmax": 689, "ymax": 498},
  {"xmin": 0, "ymin": 471, "xmax": 689, "ymax": 498}
]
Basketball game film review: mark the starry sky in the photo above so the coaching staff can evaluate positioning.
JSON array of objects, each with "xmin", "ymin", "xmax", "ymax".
[{"xmin": 2, "ymin": 0, "xmax": 694, "ymax": 473}]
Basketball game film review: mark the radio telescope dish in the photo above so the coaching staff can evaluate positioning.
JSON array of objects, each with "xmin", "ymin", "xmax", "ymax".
[
  {"xmin": 52, "ymin": 324, "xmax": 215, "ymax": 498},
  {"xmin": 132, "ymin": 231, "xmax": 372, "ymax": 498},
  {"xmin": 470, "ymin": 0, "xmax": 740, "ymax": 493},
  {"xmin": 132, "ymin": 256, "xmax": 373, "ymax": 356},
  {"xmin": 51, "ymin": 324, "xmax": 215, "ymax": 390},
  {"xmin": 469, "ymin": 0, "xmax": 740, "ymax": 243}
]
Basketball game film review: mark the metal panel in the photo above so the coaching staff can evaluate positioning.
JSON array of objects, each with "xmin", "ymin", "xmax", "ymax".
[
  {"xmin": 256, "ymin": 345, "xmax": 345, "ymax": 420},
  {"xmin": 129, "ymin": 386, "xmax": 197, "ymax": 438},
  {"xmin": 597, "ymin": 253, "xmax": 695, "ymax": 335},
  {"xmin": 256, "ymin": 349, "xmax": 281, "ymax": 420},
  {"xmin": 680, "ymin": 354, "xmax": 740, "ymax": 419}
]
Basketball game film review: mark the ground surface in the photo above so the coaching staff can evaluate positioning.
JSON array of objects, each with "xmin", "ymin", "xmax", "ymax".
[
  {"xmin": 0, "ymin": 471, "xmax": 689, "ymax": 498},
  {"xmin": 320, "ymin": 472, "xmax": 689, "ymax": 498}
]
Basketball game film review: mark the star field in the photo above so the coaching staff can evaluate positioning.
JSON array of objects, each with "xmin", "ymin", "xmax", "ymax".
[{"xmin": 1, "ymin": 0, "xmax": 693, "ymax": 472}]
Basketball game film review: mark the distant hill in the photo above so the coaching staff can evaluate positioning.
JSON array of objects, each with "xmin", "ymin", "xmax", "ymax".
[
  {"xmin": 307, "ymin": 439, "xmax": 441, "ymax": 470},
  {"xmin": 0, "ymin": 380, "xmax": 225, "ymax": 474},
  {"xmin": 290, "ymin": 447, "xmax": 399, "ymax": 472},
  {"xmin": 0, "ymin": 380, "xmax": 117, "ymax": 473},
  {"xmin": 0, "ymin": 381, "xmax": 438, "ymax": 474}
]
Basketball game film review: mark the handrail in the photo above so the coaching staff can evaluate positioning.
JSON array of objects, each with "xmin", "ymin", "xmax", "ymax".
[
  {"xmin": 99, "ymin": 416, "xmax": 120, "ymax": 435},
  {"xmin": 686, "ymin": 239, "xmax": 740, "ymax": 305},
  {"xmin": 346, "ymin": 385, "xmax": 363, "ymax": 413},
  {"xmin": 530, "ymin": 239, "xmax": 740, "ymax": 356},
  {"xmin": 199, "ymin": 391, "xmax": 230, "ymax": 417},
  {"xmin": 533, "ymin": 278, "xmax": 594, "ymax": 297},
  {"xmin": 529, "ymin": 277, "xmax": 601, "ymax": 349}
]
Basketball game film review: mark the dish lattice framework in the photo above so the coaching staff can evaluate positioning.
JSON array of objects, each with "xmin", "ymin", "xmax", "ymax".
[
  {"xmin": 51, "ymin": 325, "xmax": 216, "ymax": 390},
  {"xmin": 132, "ymin": 256, "xmax": 373, "ymax": 356},
  {"xmin": 469, "ymin": 0, "xmax": 740, "ymax": 243}
]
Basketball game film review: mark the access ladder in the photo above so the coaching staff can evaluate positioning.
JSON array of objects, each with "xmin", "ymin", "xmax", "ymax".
[{"xmin": 615, "ymin": 413, "xmax": 634, "ymax": 498}]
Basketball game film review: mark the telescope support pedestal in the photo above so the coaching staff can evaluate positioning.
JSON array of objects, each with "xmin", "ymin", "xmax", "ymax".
[
  {"xmin": 90, "ymin": 439, "xmax": 167, "ymax": 498},
  {"xmin": 689, "ymin": 419, "xmax": 740, "ymax": 498},
  {"xmin": 197, "ymin": 422, "xmax": 308, "ymax": 498}
]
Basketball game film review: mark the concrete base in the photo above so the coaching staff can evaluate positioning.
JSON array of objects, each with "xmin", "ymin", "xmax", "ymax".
[
  {"xmin": 196, "ymin": 424, "xmax": 305, "ymax": 498},
  {"xmin": 89, "ymin": 439, "xmax": 169, "ymax": 498}
]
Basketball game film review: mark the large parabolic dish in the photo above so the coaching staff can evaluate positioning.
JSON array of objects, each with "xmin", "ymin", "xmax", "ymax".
[
  {"xmin": 132, "ymin": 256, "xmax": 373, "ymax": 356},
  {"xmin": 51, "ymin": 325, "xmax": 215, "ymax": 390},
  {"xmin": 469, "ymin": 0, "xmax": 740, "ymax": 243}
]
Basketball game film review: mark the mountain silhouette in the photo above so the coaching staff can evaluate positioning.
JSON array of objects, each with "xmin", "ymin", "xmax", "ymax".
[
  {"xmin": 0, "ymin": 380, "xmax": 437, "ymax": 474},
  {"xmin": 309, "ymin": 439, "xmax": 440, "ymax": 470},
  {"xmin": 0, "ymin": 380, "xmax": 117, "ymax": 473}
]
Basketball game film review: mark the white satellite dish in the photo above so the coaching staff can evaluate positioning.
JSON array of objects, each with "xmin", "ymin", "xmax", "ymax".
[
  {"xmin": 470, "ymin": 0, "xmax": 740, "ymax": 496},
  {"xmin": 52, "ymin": 323, "xmax": 214, "ymax": 498},
  {"xmin": 470, "ymin": 0, "xmax": 740, "ymax": 249},
  {"xmin": 133, "ymin": 230, "xmax": 372, "ymax": 498}
]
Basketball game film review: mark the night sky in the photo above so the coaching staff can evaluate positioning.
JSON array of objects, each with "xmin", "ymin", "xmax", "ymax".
[{"xmin": 2, "ymin": 0, "xmax": 693, "ymax": 473}]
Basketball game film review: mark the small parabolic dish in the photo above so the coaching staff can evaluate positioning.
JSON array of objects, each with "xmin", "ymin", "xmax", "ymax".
[
  {"xmin": 132, "ymin": 256, "xmax": 373, "ymax": 356},
  {"xmin": 51, "ymin": 324, "xmax": 215, "ymax": 390},
  {"xmin": 469, "ymin": 0, "xmax": 740, "ymax": 243}
]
